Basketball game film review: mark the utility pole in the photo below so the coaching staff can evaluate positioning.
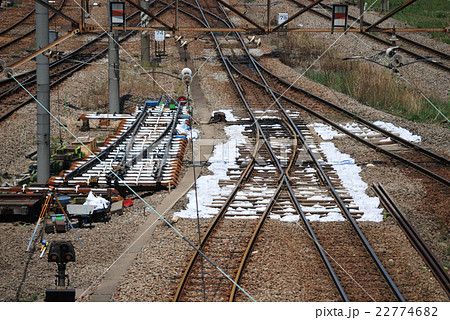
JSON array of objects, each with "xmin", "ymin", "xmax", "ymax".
[
  {"xmin": 140, "ymin": 0, "xmax": 150, "ymax": 64},
  {"xmin": 36, "ymin": 0, "xmax": 50, "ymax": 184},
  {"xmin": 360, "ymin": 0, "xmax": 364, "ymax": 32},
  {"xmin": 381, "ymin": 0, "xmax": 389, "ymax": 12},
  {"xmin": 108, "ymin": 28, "xmax": 120, "ymax": 113}
]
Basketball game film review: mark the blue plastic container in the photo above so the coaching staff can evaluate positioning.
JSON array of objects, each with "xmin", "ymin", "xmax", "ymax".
[
  {"xmin": 57, "ymin": 196, "xmax": 71, "ymax": 205},
  {"xmin": 145, "ymin": 100, "xmax": 158, "ymax": 107}
]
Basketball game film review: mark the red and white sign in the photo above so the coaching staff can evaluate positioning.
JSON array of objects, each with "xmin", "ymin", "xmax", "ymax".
[
  {"xmin": 331, "ymin": 4, "xmax": 348, "ymax": 33},
  {"xmin": 332, "ymin": 5, "xmax": 348, "ymax": 27},
  {"xmin": 110, "ymin": 2, "xmax": 125, "ymax": 25}
]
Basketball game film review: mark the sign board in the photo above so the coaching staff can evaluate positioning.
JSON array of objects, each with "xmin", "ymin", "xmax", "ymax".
[
  {"xmin": 108, "ymin": 1, "xmax": 125, "ymax": 27},
  {"xmin": 278, "ymin": 13, "xmax": 288, "ymax": 26},
  {"xmin": 155, "ymin": 30, "xmax": 165, "ymax": 42},
  {"xmin": 331, "ymin": 4, "xmax": 348, "ymax": 34}
]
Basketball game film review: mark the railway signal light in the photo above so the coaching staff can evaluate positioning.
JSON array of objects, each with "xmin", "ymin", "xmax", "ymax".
[
  {"xmin": 48, "ymin": 243, "xmax": 60, "ymax": 262},
  {"xmin": 48, "ymin": 240, "xmax": 76, "ymax": 264}
]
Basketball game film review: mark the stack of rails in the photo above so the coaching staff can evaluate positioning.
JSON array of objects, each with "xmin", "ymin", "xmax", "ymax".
[{"xmin": 49, "ymin": 96, "xmax": 190, "ymax": 189}]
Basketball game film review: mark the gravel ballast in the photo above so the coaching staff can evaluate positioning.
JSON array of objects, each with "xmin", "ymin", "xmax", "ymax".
[{"xmin": 0, "ymin": 1, "xmax": 448, "ymax": 302}]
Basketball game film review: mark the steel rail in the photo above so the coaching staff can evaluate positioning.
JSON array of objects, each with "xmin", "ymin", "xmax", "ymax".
[
  {"xmin": 194, "ymin": 1, "xmax": 349, "ymax": 301},
  {"xmin": 393, "ymin": 34, "xmax": 450, "ymax": 61},
  {"xmin": 156, "ymin": 102, "xmax": 181, "ymax": 184},
  {"xmin": 254, "ymin": 61, "xmax": 450, "ymax": 166},
  {"xmin": 361, "ymin": 32, "xmax": 450, "ymax": 72},
  {"xmin": 316, "ymin": 1, "xmax": 450, "ymax": 61},
  {"xmin": 119, "ymin": 101, "xmax": 157, "ymax": 167},
  {"xmin": 228, "ymin": 60, "xmax": 450, "ymax": 189},
  {"xmin": 229, "ymin": 119, "xmax": 299, "ymax": 301},
  {"xmin": 0, "ymin": 8, "xmax": 35, "ymax": 36},
  {"xmin": 173, "ymin": 137, "xmax": 260, "ymax": 301},
  {"xmin": 221, "ymin": 7, "xmax": 405, "ymax": 298},
  {"xmin": 0, "ymin": 0, "xmax": 66, "ymax": 52},
  {"xmin": 0, "ymin": 3, "xmax": 151, "ymax": 92},
  {"xmin": 172, "ymin": 2, "xmax": 267, "ymax": 301},
  {"xmin": 229, "ymin": 181, "xmax": 284, "ymax": 301},
  {"xmin": 289, "ymin": 0, "xmax": 450, "ymax": 72},
  {"xmin": 125, "ymin": 102, "xmax": 175, "ymax": 168},
  {"xmin": 170, "ymin": 1, "xmax": 343, "ymax": 301},
  {"xmin": 0, "ymin": 2, "xmax": 170, "ymax": 122},
  {"xmin": 226, "ymin": 58, "xmax": 405, "ymax": 301},
  {"xmin": 63, "ymin": 104, "xmax": 150, "ymax": 182},
  {"xmin": 373, "ymin": 183, "xmax": 450, "ymax": 298}
]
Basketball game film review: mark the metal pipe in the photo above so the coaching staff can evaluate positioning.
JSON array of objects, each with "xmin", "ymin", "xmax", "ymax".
[
  {"xmin": 36, "ymin": 0, "xmax": 50, "ymax": 184},
  {"xmin": 108, "ymin": 28, "xmax": 120, "ymax": 114},
  {"xmin": 34, "ymin": 0, "xmax": 79, "ymax": 28},
  {"xmin": 140, "ymin": 0, "xmax": 150, "ymax": 64},
  {"xmin": 215, "ymin": 0, "xmax": 265, "ymax": 33},
  {"xmin": 5, "ymin": 30, "xmax": 78, "ymax": 73},
  {"xmin": 123, "ymin": 0, "xmax": 173, "ymax": 31},
  {"xmin": 87, "ymin": 25, "xmax": 449, "ymax": 33},
  {"xmin": 360, "ymin": 0, "xmax": 364, "ymax": 32},
  {"xmin": 365, "ymin": 0, "xmax": 417, "ymax": 32},
  {"xmin": 272, "ymin": 0, "xmax": 323, "ymax": 32}
]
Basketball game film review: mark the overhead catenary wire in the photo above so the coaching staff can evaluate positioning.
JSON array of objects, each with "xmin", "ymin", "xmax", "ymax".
[
  {"xmin": 188, "ymin": 99, "xmax": 207, "ymax": 302},
  {"xmin": 10, "ymin": 73, "xmax": 256, "ymax": 302},
  {"xmin": 13, "ymin": 0, "xmax": 417, "ymax": 302},
  {"xmin": 66, "ymin": 0, "xmax": 260, "ymax": 301},
  {"xmin": 245, "ymin": 0, "xmax": 381, "ymax": 124},
  {"xmin": 169, "ymin": 0, "xmax": 387, "ymax": 301},
  {"xmin": 397, "ymin": 72, "xmax": 449, "ymax": 123}
]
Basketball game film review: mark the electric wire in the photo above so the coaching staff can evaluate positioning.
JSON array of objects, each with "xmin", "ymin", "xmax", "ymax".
[
  {"xmin": 64, "ymin": 0, "xmax": 390, "ymax": 302},
  {"xmin": 243, "ymin": 0, "xmax": 381, "ymax": 124},
  {"xmin": 181, "ymin": 0, "xmax": 384, "ymax": 301},
  {"xmin": 10, "ymin": 74, "xmax": 256, "ymax": 302},
  {"xmin": 66, "ymin": 0, "xmax": 259, "ymax": 301},
  {"xmin": 397, "ymin": 72, "xmax": 449, "ymax": 123},
  {"xmin": 13, "ymin": 0, "xmax": 406, "ymax": 302},
  {"xmin": 186, "ymin": 83, "xmax": 207, "ymax": 301}
]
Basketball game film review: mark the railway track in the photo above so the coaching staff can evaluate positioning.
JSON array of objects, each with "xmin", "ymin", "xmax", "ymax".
[
  {"xmin": 228, "ymin": 59, "xmax": 450, "ymax": 187},
  {"xmin": 0, "ymin": 1, "xmax": 36, "ymax": 37},
  {"xmin": 288, "ymin": 0, "xmax": 450, "ymax": 72},
  {"xmin": 173, "ymin": 0, "xmax": 406, "ymax": 302},
  {"xmin": 0, "ymin": 0, "xmax": 446, "ymax": 302},
  {"xmin": 373, "ymin": 183, "xmax": 450, "ymax": 298},
  {"xmin": 49, "ymin": 95, "xmax": 190, "ymax": 189},
  {"xmin": 0, "ymin": 1, "xmax": 174, "ymax": 122},
  {"xmin": 0, "ymin": 0, "xmax": 66, "ymax": 53}
]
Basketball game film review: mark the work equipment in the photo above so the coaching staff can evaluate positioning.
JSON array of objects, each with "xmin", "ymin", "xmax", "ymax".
[
  {"xmin": 39, "ymin": 239, "xmax": 48, "ymax": 258},
  {"xmin": 26, "ymin": 187, "xmax": 83, "ymax": 251}
]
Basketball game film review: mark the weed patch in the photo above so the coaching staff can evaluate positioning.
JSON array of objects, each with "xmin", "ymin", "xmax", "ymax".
[{"xmin": 277, "ymin": 34, "xmax": 449, "ymax": 124}]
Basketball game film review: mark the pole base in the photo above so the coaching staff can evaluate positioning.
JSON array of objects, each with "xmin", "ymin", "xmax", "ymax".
[{"xmin": 45, "ymin": 288, "xmax": 75, "ymax": 302}]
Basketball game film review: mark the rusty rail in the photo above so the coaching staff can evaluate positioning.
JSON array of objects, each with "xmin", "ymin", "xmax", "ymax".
[{"xmin": 373, "ymin": 183, "xmax": 450, "ymax": 298}]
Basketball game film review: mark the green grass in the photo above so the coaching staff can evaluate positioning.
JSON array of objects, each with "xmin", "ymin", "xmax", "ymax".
[
  {"xmin": 277, "ymin": 32, "xmax": 449, "ymax": 124},
  {"xmin": 305, "ymin": 63, "xmax": 449, "ymax": 124},
  {"xmin": 370, "ymin": 0, "xmax": 450, "ymax": 44}
]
